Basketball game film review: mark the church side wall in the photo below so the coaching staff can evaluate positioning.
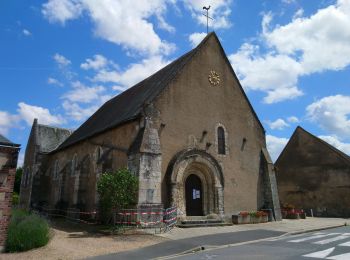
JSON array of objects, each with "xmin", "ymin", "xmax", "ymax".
[
  {"xmin": 44, "ymin": 121, "xmax": 139, "ymax": 212},
  {"xmin": 153, "ymin": 36, "xmax": 267, "ymax": 217},
  {"xmin": 276, "ymin": 131, "xmax": 350, "ymax": 217}
]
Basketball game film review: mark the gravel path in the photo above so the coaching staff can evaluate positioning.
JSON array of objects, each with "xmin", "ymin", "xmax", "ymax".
[{"xmin": 0, "ymin": 221, "xmax": 167, "ymax": 260}]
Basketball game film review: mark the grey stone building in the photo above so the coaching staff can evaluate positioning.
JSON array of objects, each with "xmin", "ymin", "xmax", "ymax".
[
  {"xmin": 20, "ymin": 32, "xmax": 281, "ymax": 221},
  {"xmin": 276, "ymin": 126, "xmax": 350, "ymax": 217}
]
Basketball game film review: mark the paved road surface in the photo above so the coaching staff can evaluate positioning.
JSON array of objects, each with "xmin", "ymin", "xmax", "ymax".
[
  {"xmin": 175, "ymin": 226, "xmax": 350, "ymax": 260},
  {"xmin": 91, "ymin": 229, "xmax": 284, "ymax": 259}
]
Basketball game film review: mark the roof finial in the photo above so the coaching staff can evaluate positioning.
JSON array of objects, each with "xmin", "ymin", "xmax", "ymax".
[{"xmin": 203, "ymin": 5, "xmax": 213, "ymax": 34}]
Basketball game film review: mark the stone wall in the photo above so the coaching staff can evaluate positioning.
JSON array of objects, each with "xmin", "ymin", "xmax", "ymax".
[
  {"xmin": 34, "ymin": 120, "xmax": 139, "ymax": 212},
  {"xmin": 276, "ymin": 127, "xmax": 350, "ymax": 217},
  {"xmin": 152, "ymin": 35, "xmax": 274, "ymax": 217}
]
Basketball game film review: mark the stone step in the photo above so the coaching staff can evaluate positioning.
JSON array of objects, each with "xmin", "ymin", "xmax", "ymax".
[{"xmin": 177, "ymin": 219, "xmax": 232, "ymax": 228}]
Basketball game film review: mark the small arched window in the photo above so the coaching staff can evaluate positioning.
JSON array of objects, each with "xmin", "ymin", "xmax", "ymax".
[{"xmin": 217, "ymin": 127, "xmax": 226, "ymax": 155}]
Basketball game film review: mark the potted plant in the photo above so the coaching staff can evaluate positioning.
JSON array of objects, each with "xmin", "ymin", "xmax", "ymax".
[{"xmin": 232, "ymin": 211, "xmax": 250, "ymax": 224}]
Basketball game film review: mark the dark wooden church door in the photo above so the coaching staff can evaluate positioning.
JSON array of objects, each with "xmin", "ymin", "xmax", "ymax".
[{"xmin": 185, "ymin": 174, "xmax": 203, "ymax": 216}]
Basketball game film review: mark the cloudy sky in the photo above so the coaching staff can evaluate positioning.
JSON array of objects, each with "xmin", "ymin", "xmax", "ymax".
[{"xmin": 1, "ymin": 0, "xmax": 350, "ymax": 165}]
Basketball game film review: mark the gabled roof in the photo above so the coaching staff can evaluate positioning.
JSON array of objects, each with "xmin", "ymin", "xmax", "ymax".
[
  {"xmin": 276, "ymin": 126, "xmax": 350, "ymax": 165},
  {"xmin": 55, "ymin": 32, "xmax": 264, "ymax": 152},
  {"xmin": 0, "ymin": 134, "xmax": 20, "ymax": 147}
]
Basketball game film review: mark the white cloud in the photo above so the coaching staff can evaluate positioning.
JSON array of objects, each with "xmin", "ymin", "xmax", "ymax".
[
  {"xmin": 17, "ymin": 152, "xmax": 24, "ymax": 167},
  {"xmin": 42, "ymin": 0, "xmax": 175, "ymax": 56},
  {"xmin": 112, "ymin": 85, "xmax": 128, "ymax": 92},
  {"xmin": 182, "ymin": 0, "xmax": 232, "ymax": 29},
  {"xmin": 306, "ymin": 95, "xmax": 350, "ymax": 140},
  {"xmin": 263, "ymin": 0, "xmax": 350, "ymax": 74},
  {"xmin": 17, "ymin": 102, "xmax": 65, "ymax": 126},
  {"xmin": 62, "ymin": 101, "xmax": 100, "ymax": 121},
  {"xmin": 22, "ymin": 29, "xmax": 32, "ymax": 36},
  {"xmin": 80, "ymin": 54, "xmax": 108, "ymax": 70},
  {"xmin": 47, "ymin": 77, "xmax": 63, "ymax": 87},
  {"xmin": 229, "ymin": 43, "xmax": 303, "ymax": 103},
  {"xmin": 293, "ymin": 8, "xmax": 304, "ymax": 20},
  {"xmin": 0, "ymin": 111, "xmax": 20, "ymax": 135},
  {"xmin": 62, "ymin": 81, "xmax": 105, "ymax": 103},
  {"xmin": 53, "ymin": 53, "xmax": 71, "ymax": 67},
  {"xmin": 266, "ymin": 135, "xmax": 289, "ymax": 161},
  {"xmin": 93, "ymin": 55, "xmax": 170, "ymax": 88},
  {"xmin": 42, "ymin": 0, "xmax": 83, "ymax": 25},
  {"xmin": 229, "ymin": 0, "xmax": 350, "ymax": 104},
  {"xmin": 318, "ymin": 135, "xmax": 350, "ymax": 155},
  {"xmin": 287, "ymin": 116, "xmax": 299, "ymax": 123},
  {"xmin": 188, "ymin": 32, "xmax": 206, "ymax": 47},
  {"xmin": 267, "ymin": 118, "xmax": 289, "ymax": 130}
]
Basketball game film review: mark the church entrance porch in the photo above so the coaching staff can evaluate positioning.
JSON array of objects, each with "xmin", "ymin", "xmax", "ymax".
[
  {"xmin": 166, "ymin": 149, "xmax": 224, "ymax": 218},
  {"xmin": 185, "ymin": 174, "xmax": 203, "ymax": 216}
]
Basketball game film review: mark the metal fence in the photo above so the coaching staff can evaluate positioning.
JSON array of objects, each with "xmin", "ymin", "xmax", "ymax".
[
  {"xmin": 114, "ymin": 206, "xmax": 177, "ymax": 233},
  {"xmin": 31, "ymin": 205, "xmax": 177, "ymax": 233}
]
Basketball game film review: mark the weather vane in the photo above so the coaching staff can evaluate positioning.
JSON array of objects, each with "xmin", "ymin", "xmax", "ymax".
[{"xmin": 203, "ymin": 5, "xmax": 213, "ymax": 34}]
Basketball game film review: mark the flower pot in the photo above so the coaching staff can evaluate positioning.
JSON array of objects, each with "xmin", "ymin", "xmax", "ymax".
[{"xmin": 232, "ymin": 215, "xmax": 250, "ymax": 224}]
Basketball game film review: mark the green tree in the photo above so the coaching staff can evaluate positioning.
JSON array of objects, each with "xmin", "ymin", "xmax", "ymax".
[
  {"xmin": 14, "ymin": 167, "xmax": 23, "ymax": 194},
  {"xmin": 97, "ymin": 168, "xmax": 138, "ymax": 223}
]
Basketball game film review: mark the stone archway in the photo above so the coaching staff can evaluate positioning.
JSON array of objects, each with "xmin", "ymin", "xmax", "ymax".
[{"xmin": 166, "ymin": 149, "xmax": 224, "ymax": 217}]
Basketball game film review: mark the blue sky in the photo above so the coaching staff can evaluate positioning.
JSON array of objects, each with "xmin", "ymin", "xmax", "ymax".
[{"xmin": 1, "ymin": 0, "xmax": 350, "ymax": 165}]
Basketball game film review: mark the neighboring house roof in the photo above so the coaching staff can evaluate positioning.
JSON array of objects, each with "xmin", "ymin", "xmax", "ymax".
[
  {"xmin": 276, "ymin": 126, "xmax": 350, "ymax": 165},
  {"xmin": 0, "ymin": 133, "xmax": 20, "ymax": 147},
  {"xmin": 55, "ymin": 32, "xmax": 264, "ymax": 152}
]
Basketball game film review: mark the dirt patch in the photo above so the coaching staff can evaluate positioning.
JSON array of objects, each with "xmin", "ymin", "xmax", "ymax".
[{"xmin": 0, "ymin": 220, "xmax": 167, "ymax": 260}]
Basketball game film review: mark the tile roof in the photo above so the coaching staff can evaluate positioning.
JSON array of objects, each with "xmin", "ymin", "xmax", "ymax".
[
  {"xmin": 55, "ymin": 32, "xmax": 264, "ymax": 152},
  {"xmin": 0, "ymin": 134, "xmax": 20, "ymax": 147}
]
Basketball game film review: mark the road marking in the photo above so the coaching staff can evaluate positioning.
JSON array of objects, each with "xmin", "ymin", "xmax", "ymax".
[
  {"xmin": 338, "ymin": 240, "xmax": 350, "ymax": 247},
  {"xmin": 313, "ymin": 234, "xmax": 350, "ymax": 245},
  {"xmin": 303, "ymin": 247, "xmax": 335, "ymax": 258},
  {"xmin": 289, "ymin": 233, "xmax": 340, "ymax": 243},
  {"xmin": 326, "ymin": 252, "xmax": 350, "ymax": 259}
]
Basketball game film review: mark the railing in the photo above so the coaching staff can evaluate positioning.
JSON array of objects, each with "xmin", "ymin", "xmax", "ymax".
[
  {"xmin": 114, "ymin": 206, "xmax": 177, "ymax": 233},
  {"xmin": 31, "ymin": 205, "xmax": 177, "ymax": 233}
]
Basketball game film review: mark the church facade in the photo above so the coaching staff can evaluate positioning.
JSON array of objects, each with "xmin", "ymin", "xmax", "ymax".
[{"xmin": 20, "ymin": 32, "xmax": 281, "ymax": 220}]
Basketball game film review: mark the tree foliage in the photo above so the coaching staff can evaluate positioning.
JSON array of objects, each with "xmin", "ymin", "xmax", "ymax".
[
  {"xmin": 14, "ymin": 167, "xmax": 23, "ymax": 194},
  {"xmin": 97, "ymin": 168, "xmax": 138, "ymax": 221}
]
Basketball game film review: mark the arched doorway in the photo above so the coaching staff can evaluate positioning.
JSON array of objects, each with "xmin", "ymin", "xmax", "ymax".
[
  {"xmin": 166, "ymin": 149, "xmax": 224, "ymax": 217},
  {"xmin": 185, "ymin": 174, "xmax": 203, "ymax": 216}
]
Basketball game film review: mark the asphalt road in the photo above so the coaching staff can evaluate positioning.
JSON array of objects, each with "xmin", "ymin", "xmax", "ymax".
[
  {"xmin": 174, "ymin": 226, "xmax": 350, "ymax": 260},
  {"xmin": 91, "ymin": 229, "xmax": 284, "ymax": 260}
]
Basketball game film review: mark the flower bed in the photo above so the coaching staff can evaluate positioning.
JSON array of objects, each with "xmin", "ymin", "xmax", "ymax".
[
  {"xmin": 281, "ymin": 208, "xmax": 306, "ymax": 219},
  {"xmin": 232, "ymin": 211, "xmax": 268, "ymax": 224}
]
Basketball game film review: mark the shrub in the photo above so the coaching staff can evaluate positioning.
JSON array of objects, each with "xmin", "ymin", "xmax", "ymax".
[
  {"xmin": 12, "ymin": 192, "xmax": 19, "ymax": 206},
  {"xmin": 97, "ymin": 168, "xmax": 138, "ymax": 223},
  {"xmin": 6, "ymin": 209, "xmax": 50, "ymax": 252}
]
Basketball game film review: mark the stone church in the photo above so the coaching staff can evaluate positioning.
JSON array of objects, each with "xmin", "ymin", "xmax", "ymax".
[
  {"xmin": 20, "ymin": 32, "xmax": 281, "ymax": 221},
  {"xmin": 276, "ymin": 126, "xmax": 350, "ymax": 217}
]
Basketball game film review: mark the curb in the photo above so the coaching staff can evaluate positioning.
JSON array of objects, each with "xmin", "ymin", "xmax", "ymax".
[{"xmin": 155, "ymin": 223, "xmax": 348, "ymax": 260}]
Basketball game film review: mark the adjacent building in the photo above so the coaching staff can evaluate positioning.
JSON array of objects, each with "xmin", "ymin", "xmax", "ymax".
[
  {"xmin": 0, "ymin": 134, "xmax": 20, "ymax": 251},
  {"xmin": 276, "ymin": 126, "xmax": 350, "ymax": 217},
  {"xmin": 20, "ymin": 32, "xmax": 281, "ymax": 221}
]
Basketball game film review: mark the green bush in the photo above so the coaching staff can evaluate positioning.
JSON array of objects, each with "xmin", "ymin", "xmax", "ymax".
[
  {"xmin": 97, "ymin": 168, "xmax": 138, "ymax": 223},
  {"xmin": 6, "ymin": 209, "xmax": 50, "ymax": 252},
  {"xmin": 12, "ymin": 192, "xmax": 19, "ymax": 206}
]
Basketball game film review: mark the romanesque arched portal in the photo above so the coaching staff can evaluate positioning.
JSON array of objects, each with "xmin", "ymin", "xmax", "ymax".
[{"xmin": 166, "ymin": 149, "xmax": 224, "ymax": 217}]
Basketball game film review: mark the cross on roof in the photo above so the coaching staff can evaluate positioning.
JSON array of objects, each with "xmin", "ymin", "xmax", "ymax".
[{"xmin": 203, "ymin": 6, "xmax": 213, "ymax": 34}]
